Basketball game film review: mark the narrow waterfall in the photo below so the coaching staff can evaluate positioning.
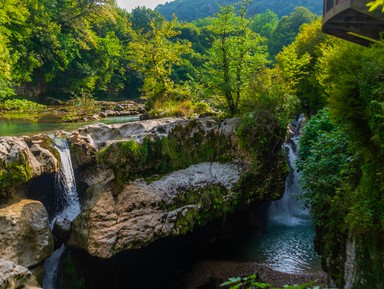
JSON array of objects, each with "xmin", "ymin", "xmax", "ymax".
[
  {"xmin": 51, "ymin": 137, "xmax": 81, "ymax": 225},
  {"xmin": 269, "ymin": 114, "xmax": 307, "ymax": 225},
  {"xmin": 43, "ymin": 137, "xmax": 81, "ymax": 289},
  {"xmin": 257, "ymin": 114, "xmax": 320, "ymax": 274},
  {"xmin": 268, "ymin": 137, "xmax": 309, "ymax": 226}
]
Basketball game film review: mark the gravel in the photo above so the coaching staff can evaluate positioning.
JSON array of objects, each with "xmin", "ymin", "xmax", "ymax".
[{"xmin": 185, "ymin": 260, "xmax": 329, "ymax": 289}]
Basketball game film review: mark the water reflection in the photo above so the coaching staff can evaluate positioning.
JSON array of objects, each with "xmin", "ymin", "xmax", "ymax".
[
  {"xmin": 0, "ymin": 115, "xmax": 140, "ymax": 136},
  {"xmin": 247, "ymin": 220, "xmax": 321, "ymax": 274}
]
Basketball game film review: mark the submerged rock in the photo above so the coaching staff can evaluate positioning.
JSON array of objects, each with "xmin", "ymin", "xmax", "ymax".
[
  {"xmin": 0, "ymin": 200, "xmax": 53, "ymax": 268},
  {"xmin": 0, "ymin": 259, "xmax": 41, "ymax": 289}
]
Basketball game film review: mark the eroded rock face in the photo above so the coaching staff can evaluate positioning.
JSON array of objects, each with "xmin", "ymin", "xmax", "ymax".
[
  {"xmin": 0, "ymin": 200, "xmax": 53, "ymax": 268},
  {"xmin": 69, "ymin": 162, "xmax": 245, "ymax": 258},
  {"xmin": 0, "ymin": 135, "xmax": 59, "ymax": 177},
  {"xmin": 0, "ymin": 259, "xmax": 41, "ymax": 289},
  {"xmin": 68, "ymin": 117, "xmax": 287, "ymax": 259},
  {"xmin": 75, "ymin": 117, "xmax": 180, "ymax": 149}
]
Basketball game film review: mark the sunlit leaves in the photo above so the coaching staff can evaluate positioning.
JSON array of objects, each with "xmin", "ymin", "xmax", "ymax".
[
  {"xmin": 202, "ymin": 4, "xmax": 269, "ymax": 115},
  {"xmin": 127, "ymin": 17, "xmax": 192, "ymax": 107},
  {"xmin": 367, "ymin": 0, "xmax": 384, "ymax": 12}
]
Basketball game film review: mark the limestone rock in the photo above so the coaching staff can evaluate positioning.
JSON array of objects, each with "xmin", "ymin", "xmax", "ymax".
[
  {"xmin": 0, "ymin": 200, "xmax": 53, "ymax": 268},
  {"xmin": 74, "ymin": 117, "xmax": 184, "ymax": 149},
  {"xmin": 69, "ymin": 162, "xmax": 244, "ymax": 258},
  {"xmin": 69, "ymin": 132, "xmax": 97, "ymax": 167},
  {"xmin": 0, "ymin": 136, "xmax": 59, "ymax": 191},
  {"xmin": 0, "ymin": 259, "xmax": 41, "ymax": 289}
]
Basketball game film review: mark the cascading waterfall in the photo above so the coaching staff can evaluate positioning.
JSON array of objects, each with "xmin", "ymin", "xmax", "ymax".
[
  {"xmin": 268, "ymin": 136, "xmax": 309, "ymax": 226},
  {"xmin": 257, "ymin": 114, "xmax": 320, "ymax": 273},
  {"xmin": 269, "ymin": 114, "xmax": 307, "ymax": 224},
  {"xmin": 43, "ymin": 137, "xmax": 81, "ymax": 289},
  {"xmin": 51, "ymin": 137, "xmax": 81, "ymax": 225}
]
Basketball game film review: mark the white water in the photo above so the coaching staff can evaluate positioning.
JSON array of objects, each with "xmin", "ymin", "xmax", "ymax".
[
  {"xmin": 268, "ymin": 136, "xmax": 309, "ymax": 226},
  {"xmin": 43, "ymin": 138, "xmax": 81, "ymax": 289},
  {"xmin": 259, "ymin": 115, "xmax": 320, "ymax": 273}
]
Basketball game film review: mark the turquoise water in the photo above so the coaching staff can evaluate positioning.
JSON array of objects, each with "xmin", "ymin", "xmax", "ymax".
[{"xmin": 0, "ymin": 115, "xmax": 140, "ymax": 137}]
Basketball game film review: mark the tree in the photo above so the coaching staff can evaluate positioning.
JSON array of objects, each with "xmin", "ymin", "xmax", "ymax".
[
  {"xmin": 127, "ymin": 17, "xmax": 192, "ymax": 109},
  {"xmin": 202, "ymin": 3, "xmax": 269, "ymax": 115},
  {"xmin": 268, "ymin": 6, "xmax": 317, "ymax": 57},
  {"xmin": 0, "ymin": 34, "xmax": 13, "ymax": 98},
  {"xmin": 250, "ymin": 9, "xmax": 278, "ymax": 40},
  {"xmin": 130, "ymin": 7, "xmax": 165, "ymax": 33},
  {"xmin": 275, "ymin": 18, "xmax": 329, "ymax": 115}
]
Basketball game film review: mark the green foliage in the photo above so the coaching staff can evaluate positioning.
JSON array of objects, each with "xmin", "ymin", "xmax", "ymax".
[
  {"xmin": 220, "ymin": 274, "xmax": 332, "ymax": 289},
  {"xmin": 201, "ymin": 3, "xmax": 269, "ymax": 115},
  {"xmin": 297, "ymin": 39, "xmax": 384, "ymax": 288},
  {"xmin": 0, "ymin": 156, "xmax": 33, "ymax": 202},
  {"xmin": 268, "ymin": 7, "xmax": 317, "ymax": 57},
  {"xmin": 128, "ymin": 16, "xmax": 193, "ymax": 110},
  {"xmin": 155, "ymin": 0, "xmax": 322, "ymax": 22},
  {"xmin": 0, "ymin": 99, "xmax": 46, "ymax": 113},
  {"xmin": 130, "ymin": 7, "xmax": 165, "ymax": 33},
  {"xmin": 97, "ymin": 120, "xmax": 229, "ymax": 184},
  {"xmin": 62, "ymin": 90, "xmax": 98, "ymax": 121},
  {"xmin": 149, "ymin": 99, "xmax": 211, "ymax": 118},
  {"xmin": 236, "ymin": 111, "xmax": 288, "ymax": 201},
  {"xmin": 367, "ymin": 0, "xmax": 384, "ymax": 12},
  {"xmin": 250, "ymin": 10, "xmax": 278, "ymax": 40},
  {"xmin": 297, "ymin": 109, "xmax": 352, "ymax": 224}
]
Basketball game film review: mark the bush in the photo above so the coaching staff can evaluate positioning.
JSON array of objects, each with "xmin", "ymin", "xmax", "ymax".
[{"xmin": 0, "ymin": 99, "xmax": 46, "ymax": 113}]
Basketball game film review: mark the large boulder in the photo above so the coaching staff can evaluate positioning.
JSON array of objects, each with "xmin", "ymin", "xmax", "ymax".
[
  {"xmin": 0, "ymin": 259, "xmax": 41, "ymax": 289},
  {"xmin": 0, "ymin": 135, "xmax": 59, "ymax": 200},
  {"xmin": 0, "ymin": 135, "xmax": 59, "ymax": 177},
  {"xmin": 0, "ymin": 200, "xmax": 53, "ymax": 268},
  {"xmin": 68, "ymin": 117, "xmax": 287, "ymax": 259},
  {"xmin": 69, "ymin": 162, "xmax": 245, "ymax": 258}
]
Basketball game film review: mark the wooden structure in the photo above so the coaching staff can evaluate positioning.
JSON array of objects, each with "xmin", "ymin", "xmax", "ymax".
[{"xmin": 323, "ymin": 0, "xmax": 384, "ymax": 46}]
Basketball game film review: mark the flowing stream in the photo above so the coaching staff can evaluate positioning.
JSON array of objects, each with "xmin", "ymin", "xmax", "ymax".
[
  {"xmin": 43, "ymin": 138, "xmax": 81, "ymax": 289},
  {"xmin": 257, "ymin": 133, "xmax": 320, "ymax": 273},
  {"xmin": 203, "ymin": 116, "xmax": 321, "ymax": 275}
]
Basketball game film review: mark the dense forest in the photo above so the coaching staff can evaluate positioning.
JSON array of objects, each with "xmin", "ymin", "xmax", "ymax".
[
  {"xmin": 155, "ymin": 0, "xmax": 322, "ymax": 21},
  {"xmin": 1, "ymin": 0, "xmax": 384, "ymax": 287},
  {"xmin": 0, "ymin": 0, "xmax": 317, "ymax": 117}
]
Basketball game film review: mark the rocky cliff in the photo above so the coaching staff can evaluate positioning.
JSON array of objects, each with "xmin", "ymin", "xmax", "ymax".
[
  {"xmin": 67, "ymin": 116, "xmax": 287, "ymax": 258},
  {"xmin": 0, "ymin": 115, "xmax": 287, "ymax": 270}
]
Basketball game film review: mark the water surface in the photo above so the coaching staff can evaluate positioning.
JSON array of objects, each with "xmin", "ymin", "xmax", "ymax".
[{"xmin": 0, "ymin": 115, "xmax": 140, "ymax": 136}]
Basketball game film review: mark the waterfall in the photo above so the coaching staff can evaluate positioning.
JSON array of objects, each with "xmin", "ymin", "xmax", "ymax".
[
  {"xmin": 43, "ymin": 137, "xmax": 81, "ymax": 289},
  {"xmin": 268, "ymin": 115, "xmax": 308, "ymax": 226},
  {"xmin": 51, "ymin": 137, "xmax": 81, "ymax": 225}
]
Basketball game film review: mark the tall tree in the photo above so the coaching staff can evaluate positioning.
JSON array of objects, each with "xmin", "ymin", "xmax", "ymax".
[
  {"xmin": 202, "ymin": 3, "xmax": 268, "ymax": 115},
  {"xmin": 127, "ymin": 17, "xmax": 192, "ymax": 108}
]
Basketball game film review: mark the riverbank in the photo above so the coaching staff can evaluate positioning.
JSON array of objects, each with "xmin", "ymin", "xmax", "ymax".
[{"xmin": 185, "ymin": 261, "xmax": 327, "ymax": 288}]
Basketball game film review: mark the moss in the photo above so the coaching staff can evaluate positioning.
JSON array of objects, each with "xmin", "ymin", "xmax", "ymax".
[
  {"xmin": 62, "ymin": 249, "xmax": 85, "ymax": 289},
  {"xmin": 168, "ymin": 184, "xmax": 241, "ymax": 234},
  {"xmin": 0, "ymin": 153, "xmax": 33, "ymax": 202},
  {"xmin": 97, "ymin": 119, "xmax": 230, "ymax": 185}
]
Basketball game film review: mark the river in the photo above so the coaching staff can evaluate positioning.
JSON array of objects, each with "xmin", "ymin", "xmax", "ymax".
[{"xmin": 0, "ymin": 115, "xmax": 140, "ymax": 136}]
